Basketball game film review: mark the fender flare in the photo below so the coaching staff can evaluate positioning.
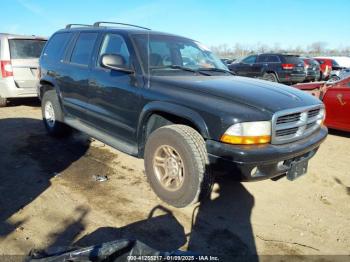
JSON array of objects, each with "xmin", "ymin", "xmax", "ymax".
[{"xmin": 137, "ymin": 101, "xmax": 210, "ymax": 153}]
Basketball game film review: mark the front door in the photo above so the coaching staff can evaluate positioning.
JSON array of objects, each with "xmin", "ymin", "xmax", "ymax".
[{"xmin": 87, "ymin": 33, "xmax": 141, "ymax": 146}]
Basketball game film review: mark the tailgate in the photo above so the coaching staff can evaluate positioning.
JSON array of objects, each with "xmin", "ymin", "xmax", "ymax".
[
  {"xmin": 11, "ymin": 59, "xmax": 39, "ymax": 88},
  {"xmin": 8, "ymin": 39, "xmax": 46, "ymax": 88}
]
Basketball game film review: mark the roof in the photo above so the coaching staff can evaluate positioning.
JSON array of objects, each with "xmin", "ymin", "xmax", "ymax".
[
  {"xmin": 57, "ymin": 22, "xmax": 193, "ymax": 41},
  {"xmin": 0, "ymin": 33, "xmax": 47, "ymax": 40}
]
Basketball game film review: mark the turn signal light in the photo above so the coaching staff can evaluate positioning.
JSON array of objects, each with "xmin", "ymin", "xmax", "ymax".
[{"xmin": 220, "ymin": 135, "xmax": 271, "ymax": 145}]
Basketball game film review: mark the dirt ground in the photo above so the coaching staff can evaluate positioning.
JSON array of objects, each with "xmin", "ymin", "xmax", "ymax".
[{"xmin": 0, "ymin": 99, "xmax": 349, "ymax": 261}]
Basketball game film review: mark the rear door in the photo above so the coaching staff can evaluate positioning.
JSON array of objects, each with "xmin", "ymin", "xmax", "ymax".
[
  {"xmin": 8, "ymin": 38, "xmax": 46, "ymax": 88},
  {"xmin": 59, "ymin": 31, "xmax": 99, "ymax": 121}
]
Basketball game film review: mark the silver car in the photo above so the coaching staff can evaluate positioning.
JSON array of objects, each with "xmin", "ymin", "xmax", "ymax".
[{"xmin": 0, "ymin": 33, "xmax": 46, "ymax": 107}]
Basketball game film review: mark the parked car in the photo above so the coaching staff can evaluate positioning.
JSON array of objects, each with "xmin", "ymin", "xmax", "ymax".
[
  {"xmin": 0, "ymin": 33, "xmax": 47, "ymax": 107},
  {"xmin": 293, "ymin": 75, "xmax": 350, "ymax": 132},
  {"xmin": 300, "ymin": 57, "xmax": 321, "ymax": 82},
  {"xmin": 38, "ymin": 22, "xmax": 327, "ymax": 207},
  {"xmin": 220, "ymin": 58, "xmax": 234, "ymax": 65},
  {"xmin": 314, "ymin": 57, "xmax": 344, "ymax": 80},
  {"xmin": 228, "ymin": 53, "xmax": 306, "ymax": 84}
]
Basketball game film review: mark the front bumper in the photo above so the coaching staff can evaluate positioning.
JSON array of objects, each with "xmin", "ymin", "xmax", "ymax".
[{"xmin": 206, "ymin": 126, "xmax": 328, "ymax": 181}]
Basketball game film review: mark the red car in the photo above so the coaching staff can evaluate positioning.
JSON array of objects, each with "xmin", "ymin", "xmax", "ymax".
[
  {"xmin": 314, "ymin": 58, "xmax": 342, "ymax": 80},
  {"xmin": 293, "ymin": 76, "xmax": 350, "ymax": 132}
]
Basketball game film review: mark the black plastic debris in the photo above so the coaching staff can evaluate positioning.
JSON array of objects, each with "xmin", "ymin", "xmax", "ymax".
[{"xmin": 28, "ymin": 239, "xmax": 193, "ymax": 262}]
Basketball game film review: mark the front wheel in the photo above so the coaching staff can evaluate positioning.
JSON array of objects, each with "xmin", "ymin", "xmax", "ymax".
[
  {"xmin": 262, "ymin": 72, "xmax": 278, "ymax": 82},
  {"xmin": 144, "ymin": 125, "xmax": 214, "ymax": 208},
  {"xmin": 41, "ymin": 90, "xmax": 71, "ymax": 137}
]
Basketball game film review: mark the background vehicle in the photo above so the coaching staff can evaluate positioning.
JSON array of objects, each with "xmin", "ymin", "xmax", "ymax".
[
  {"xmin": 293, "ymin": 75, "xmax": 350, "ymax": 132},
  {"xmin": 220, "ymin": 58, "xmax": 234, "ymax": 65},
  {"xmin": 39, "ymin": 22, "xmax": 327, "ymax": 207},
  {"xmin": 228, "ymin": 53, "xmax": 306, "ymax": 84},
  {"xmin": 314, "ymin": 57, "xmax": 344, "ymax": 80},
  {"xmin": 0, "ymin": 33, "xmax": 46, "ymax": 107},
  {"xmin": 300, "ymin": 57, "xmax": 321, "ymax": 82}
]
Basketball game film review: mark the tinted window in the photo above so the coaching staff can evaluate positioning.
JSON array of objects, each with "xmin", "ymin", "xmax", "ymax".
[
  {"xmin": 284, "ymin": 55, "xmax": 302, "ymax": 64},
  {"xmin": 70, "ymin": 32, "xmax": 98, "ymax": 66},
  {"xmin": 9, "ymin": 39, "xmax": 46, "ymax": 59},
  {"xmin": 268, "ymin": 55, "xmax": 280, "ymax": 62},
  {"xmin": 43, "ymin": 33, "xmax": 71, "ymax": 63},
  {"xmin": 257, "ymin": 55, "xmax": 268, "ymax": 63},
  {"xmin": 99, "ymin": 34, "xmax": 130, "ymax": 66},
  {"xmin": 242, "ymin": 55, "xmax": 257, "ymax": 64}
]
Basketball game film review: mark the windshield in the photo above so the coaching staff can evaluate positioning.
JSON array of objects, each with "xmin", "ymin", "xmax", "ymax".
[
  {"xmin": 131, "ymin": 34, "xmax": 227, "ymax": 75},
  {"xmin": 9, "ymin": 39, "xmax": 46, "ymax": 59}
]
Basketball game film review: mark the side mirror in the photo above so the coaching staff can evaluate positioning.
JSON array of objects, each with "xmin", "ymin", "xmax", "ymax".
[{"xmin": 100, "ymin": 54, "xmax": 134, "ymax": 74}]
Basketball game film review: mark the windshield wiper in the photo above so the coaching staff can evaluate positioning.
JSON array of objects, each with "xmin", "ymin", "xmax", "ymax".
[
  {"xmin": 198, "ymin": 67, "xmax": 235, "ymax": 75},
  {"xmin": 150, "ymin": 65, "xmax": 210, "ymax": 76}
]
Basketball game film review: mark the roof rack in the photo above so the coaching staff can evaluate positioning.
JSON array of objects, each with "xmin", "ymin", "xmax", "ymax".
[
  {"xmin": 93, "ymin": 21, "xmax": 151, "ymax": 30},
  {"xmin": 65, "ymin": 24, "xmax": 92, "ymax": 29}
]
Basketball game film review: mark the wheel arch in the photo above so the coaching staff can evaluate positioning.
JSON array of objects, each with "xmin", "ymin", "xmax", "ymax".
[
  {"xmin": 39, "ymin": 76, "xmax": 58, "ymax": 99},
  {"xmin": 137, "ymin": 101, "xmax": 209, "ymax": 157}
]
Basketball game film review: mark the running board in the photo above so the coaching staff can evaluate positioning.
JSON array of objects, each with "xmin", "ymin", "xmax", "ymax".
[{"xmin": 65, "ymin": 117, "xmax": 138, "ymax": 156}]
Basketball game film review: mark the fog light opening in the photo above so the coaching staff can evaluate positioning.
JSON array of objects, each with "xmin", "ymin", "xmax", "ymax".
[{"xmin": 251, "ymin": 167, "xmax": 258, "ymax": 177}]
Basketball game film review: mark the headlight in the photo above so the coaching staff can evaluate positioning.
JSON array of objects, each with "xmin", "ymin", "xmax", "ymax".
[
  {"xmin": 220, "ymin": 121, "xmax": 271, "ymax": 145},
  {"xmin": 317, "ymin": 108, "xmax": 326, "ymax": 126}
]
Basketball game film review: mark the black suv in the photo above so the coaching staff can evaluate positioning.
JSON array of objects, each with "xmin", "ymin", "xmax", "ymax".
[
  {"xmin": 38, "ymin": 22, "xmax": 327, "ymax": 207},
  {"xmin": 228, "ymin": 53, "xmax": 306, "ymax": 84}
]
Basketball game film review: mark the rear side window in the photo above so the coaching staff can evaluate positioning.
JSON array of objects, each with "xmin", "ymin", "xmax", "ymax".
[
  {"xmin": 9, "ymin": 39, "xmax": 46, "ymax": 59},
  {"xmin": 43, "ymin": 33, "xmax": 72, "ymax": 63},
  {"xmin": 70, "ymin": 32, "xmax": 98, "ymax": 66},
  {"xmin": 257, "ymin": 55, "xmax": 280, "ymax": 63}
]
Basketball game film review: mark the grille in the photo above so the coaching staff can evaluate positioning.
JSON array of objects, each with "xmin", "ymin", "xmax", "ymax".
[
  {"xmin": 272, "ymin": 105, "xmax": 324, "ymax": 144},
  {"xmin": 276, "ymin": 113, "xmax": 301, "ymax": 124}
]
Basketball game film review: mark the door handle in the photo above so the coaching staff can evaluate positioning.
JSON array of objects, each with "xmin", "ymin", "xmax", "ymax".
[{"xmin": 336, "ymin": 93, "xmax": 347, "ymax": 106}]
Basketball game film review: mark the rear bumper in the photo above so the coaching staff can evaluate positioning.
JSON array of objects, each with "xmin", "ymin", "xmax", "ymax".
[
  {"xmin": 206, "ymin": 126, "xmax": 328, "ymax": 181},
  {"xmin": 305, "ymin": 71, "xmax": 321, "ymax": 80},
  {"xmin": 0, "ymin": 78, "xmax": 37, "ymax": 98},
  {"xmin": 278, "ymin": 72, "xmax": 306, "ymax": 83}
]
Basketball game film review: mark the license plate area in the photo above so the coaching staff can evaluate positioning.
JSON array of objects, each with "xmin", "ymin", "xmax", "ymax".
[{"xmin": 286, "ymin": 158, "xmax": 309, "ymax": 181}]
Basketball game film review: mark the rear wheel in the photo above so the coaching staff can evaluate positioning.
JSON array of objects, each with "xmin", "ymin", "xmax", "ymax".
[
  {"xmin": 262, "ymin": 72, "xmax": 278, "ymax": 82},
  {"xmin": 0, "ymin": 97, "xmax": 7, "ymax": 107},
  {"xmin": 41, "ymin": 90, "xmax": 71, "ymax": 137},
  {"xmin": 144, "ymin": 125, "xmax": 214, "ymax": 207}
]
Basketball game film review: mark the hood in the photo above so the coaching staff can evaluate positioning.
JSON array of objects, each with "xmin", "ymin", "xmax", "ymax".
[{"xmin": 151, "ymin": 75, "xmax": 322, "ymax": 113}]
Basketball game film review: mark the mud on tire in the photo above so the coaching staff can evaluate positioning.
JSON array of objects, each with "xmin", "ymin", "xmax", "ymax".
[{"xmin": 144, "ymin": 124, "xmax": 214, "ymax": 208}]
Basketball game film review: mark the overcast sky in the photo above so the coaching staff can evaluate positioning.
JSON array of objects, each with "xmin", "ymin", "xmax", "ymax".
[{"xmin": 1, "ymin": 0, "xmax": 349, "ymax": 49}]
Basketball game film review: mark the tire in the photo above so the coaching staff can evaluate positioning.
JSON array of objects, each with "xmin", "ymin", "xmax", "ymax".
[
  {"xmin": 0, "ymin": 97, "xmax": 7, "ymax": 107},
  {"xmin": 262, "ymin": 72, "xmax": 278, "ymax": 82},
  {"xmin": 144, "ymin": 125, "xmax": 214, "ymax": 208},
  {"xmin": 41, "ymin": 90, "xmax": 71, "ymax": 137}
]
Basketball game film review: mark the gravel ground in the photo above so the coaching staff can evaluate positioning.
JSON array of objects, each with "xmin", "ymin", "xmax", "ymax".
[{"xmin": 0, "ymin": 99, "xmax": 349, "ymax": 261}]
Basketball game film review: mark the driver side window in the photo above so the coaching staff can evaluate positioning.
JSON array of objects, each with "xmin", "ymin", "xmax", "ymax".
[
  {"xmin": 242, "ymin": 55, "xmax": 257, "ymax": 64},
  {"xmin": 98, "ymin": 34, "xmax": 130, "ymax": 67}
]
